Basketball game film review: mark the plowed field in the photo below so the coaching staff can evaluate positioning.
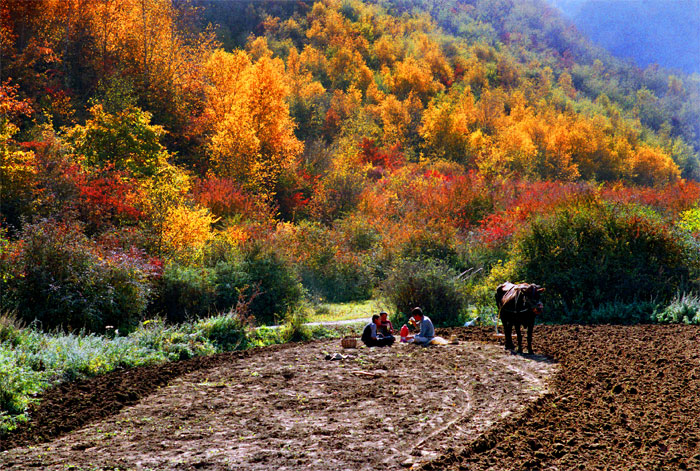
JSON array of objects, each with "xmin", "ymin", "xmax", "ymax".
[{"xmin": 1, "ymin": 325, "xmax": 699, "ymax": 471}]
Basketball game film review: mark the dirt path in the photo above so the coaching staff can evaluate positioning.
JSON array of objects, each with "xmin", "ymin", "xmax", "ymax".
[{"xmin": 0, "ymin": 340, "xmax": 556, "ymax": 470}]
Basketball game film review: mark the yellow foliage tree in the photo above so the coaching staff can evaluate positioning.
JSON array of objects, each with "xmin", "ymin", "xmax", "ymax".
[
  {"xmin": 161, "ymin": 204, "xmax": 217, "ymax": 261},
  {"xmin": 140, "ymin": 163, "xmax": 192, "ymax": 254},
  {"xmin": 420, "ymin": 87, "xmax": 482, "ymax": 164},
  {"xmin": 375, "ymin": 94, "xmax": 412, "ymax": 146},
  {"xmin": 627, "ymin": 146, "xmax": 681, "ymax": 186},
  {"xmin": 386, "ymin": 56, "xmax": 444, "ymax": 103},
  {"xmin": 373, "ymin": 35, "xmax": 402, "ymax": 66},
  {"xmin": 90, "ymin": 0, "xmax": 216, "ymax": 99},
  {"xmin": 328, "ymin": 46, "xmax": 373, "ymax": 91},
  {"xmin": 202, "ymin": 49, "xmax": 303, "ymax": 199}
]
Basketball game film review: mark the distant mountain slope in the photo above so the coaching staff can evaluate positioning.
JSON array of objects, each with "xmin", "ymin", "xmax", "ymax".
[{"xmin": 549, "ymin": 0, "xmax": 700, "ymax": 74}]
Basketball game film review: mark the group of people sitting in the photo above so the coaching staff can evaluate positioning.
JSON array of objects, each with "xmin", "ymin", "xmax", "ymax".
[{"xmin": 361, "ymin": 307, "xmax": 434, "ymax": 347}]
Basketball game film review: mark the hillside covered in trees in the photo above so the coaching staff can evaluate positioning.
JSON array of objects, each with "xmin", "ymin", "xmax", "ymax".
[{"xmin": 2, "ymin": 0, "xmax": 700, "ymax": 332}]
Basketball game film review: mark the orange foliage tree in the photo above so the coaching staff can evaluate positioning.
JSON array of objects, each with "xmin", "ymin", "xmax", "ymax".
[{"xmin": 201, "ymin": 49, "xmax": 303, "ymax": 200}]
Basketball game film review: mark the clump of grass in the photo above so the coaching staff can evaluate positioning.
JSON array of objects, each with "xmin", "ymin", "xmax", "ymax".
[
  {"xmin": 281, "ymin": 309, "xmax": 312, "ymax": 343},
  {"xmin": 654, "ymin": 293, "xmax": 700, "ymax": 325},
  {"xmin": 0, "ymin": 312, "xmax": 23, "ymax": 346}
]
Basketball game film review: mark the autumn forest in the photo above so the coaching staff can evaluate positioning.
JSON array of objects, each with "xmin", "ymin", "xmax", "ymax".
[{"xmin": 2, "ymin": 0, "xmax": 700, "ymax": 335}]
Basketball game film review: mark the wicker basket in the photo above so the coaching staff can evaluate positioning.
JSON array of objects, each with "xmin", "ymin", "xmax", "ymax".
[{"xmin": 341, "ymin": 337, "xmax": 357, "ymax": 348}]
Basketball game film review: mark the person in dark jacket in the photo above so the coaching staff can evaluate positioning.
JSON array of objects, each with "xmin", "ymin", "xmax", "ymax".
[{"xmin": 362, "ymin": 314, "xmax": 395, "ymax": 347}]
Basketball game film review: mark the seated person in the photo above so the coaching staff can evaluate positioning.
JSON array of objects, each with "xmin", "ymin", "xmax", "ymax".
[
  {"xmin": 379, "ymin": 311, "xmax": 394, "ymax": 337},
  {"xmin": 409, "ymin": 307, "xmax": 434, "ymax": 346},
  {"xmin": 361, "ymin": 314, "xmax": 395, "ymax": 347}
]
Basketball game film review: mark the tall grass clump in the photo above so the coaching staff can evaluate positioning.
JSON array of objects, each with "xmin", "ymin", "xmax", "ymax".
[
  {"xmin": 382, "ymin": 258, "xmax": 468, "ymax": 327},
  {"xmin": 654, "ymin": 293, "xmax": 700, "ymax": 325}
]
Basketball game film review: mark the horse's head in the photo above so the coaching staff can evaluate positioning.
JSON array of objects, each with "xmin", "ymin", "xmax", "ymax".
[{"xmin": 524, "ymin": 284, "xmax": 545, "ymax": 314}]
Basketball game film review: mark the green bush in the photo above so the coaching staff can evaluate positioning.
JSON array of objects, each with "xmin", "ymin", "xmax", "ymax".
[
  {"xmin": 382, "ymin": 258, "xmax": 467, "ymax": 327},
  {"xmin": 0, "ymin": 219, "xmax": 152, "ymax": 332},
  {"xmin": 155, "ymin": 264, "xmax": 217, "ymax": 323},
  {"xmin": 240, "ymin": 245, "xmax": 304, "ymax": 325},
  {"xmin": 154, "ymin": 246, "xmax": 302, "ymax": 326},
  {"xmin": 654, "ymin": 293, "xmax": 700, "ymax": 325},
  {"xmin": 213, "ymin": 259, "xmax": 250, "ymax": 311},
  {"xmin": 248, "ymin": 325, "xmax": 285, "ymax": 347},
  {"xmin": 510, "ymin": 200, "xmax": 698, "ymax": 322},
  {"xmin": 195, "ymin": 312, "xmax": 250, "ymax": 351},
  {"xmin": 588, "ymin": 300, "xmax": 658, "ymax": 325}
]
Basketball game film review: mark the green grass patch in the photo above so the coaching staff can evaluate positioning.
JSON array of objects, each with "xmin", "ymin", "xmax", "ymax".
[{"xmin": 308, "ymin": 299, "xmax": 387, "ymax": 323}]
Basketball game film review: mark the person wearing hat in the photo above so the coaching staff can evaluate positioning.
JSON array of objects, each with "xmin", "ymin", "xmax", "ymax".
[
  {"xmin": 378, "ymin": 311, "xmax": 394, "ymax": 337},
  {"xmin": 409, "ymin": 307, "xmax": 434, "ymax": 346}
]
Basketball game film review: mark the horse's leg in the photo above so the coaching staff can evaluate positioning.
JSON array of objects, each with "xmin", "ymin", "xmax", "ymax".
[
  {"xmin": 526, "ymin": 322, "xmax": 534, "ymax": 354},
  {"xmin": 515, "ymin": 324, "xmax": 523, "ymax": 354},
  {"xmin": 504, "ymin": 321, "xmax": 514, "ymax": 350}
]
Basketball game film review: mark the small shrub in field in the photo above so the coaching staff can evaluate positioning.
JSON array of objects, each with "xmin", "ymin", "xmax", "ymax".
[
  {"xmin": 382, "ymin": 258, "xmax": 467, "ymax": 327},
  {"xmin": 654, "ymin": 293, "xmax": 700, "ymax": 325},
  {"xmin": 248, "ymin": 326, "xmax": 285, "ymax": 347},
  {"xmin": 195, "ymin": 312, "xmax": 250, "ymax": 351},
  {"xmin": 510, "ymin": 200, "xmax": 698, "ymax": 322},
  {"xmin": 281, "ymin": 309, "xmax": 312, "ymax": 343}
]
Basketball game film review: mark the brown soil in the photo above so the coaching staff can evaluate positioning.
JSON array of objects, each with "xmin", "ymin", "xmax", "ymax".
[
  {"xmin": 1, "ymin": 325, "xmax": 699, "ymax": 470},
  {"xmin": 425, "ymin": 324, "xmax": 700, "ymax": 471}
]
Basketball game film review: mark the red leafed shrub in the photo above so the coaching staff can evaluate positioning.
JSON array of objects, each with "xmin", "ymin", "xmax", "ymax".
[
  {"xmin": 600, "ymin": 180, "xmax": 700, "ymax": 216},
  {"xmin": 193, "ymin": 176, "xmax": 271, "ymax": 221},
  {"xmin": 77, "ymin": 167, "xmax": 143, "ymax": 231},
  {"xmin": 359, "ymin": 138, "xmax": 404, "ymax": 175},
  {"xmin": 478, "ymin": 180, "xmax": 590, "ymax": 247}
]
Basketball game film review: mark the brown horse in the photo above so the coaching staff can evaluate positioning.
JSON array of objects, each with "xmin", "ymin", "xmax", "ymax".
[{"xmin": 495, "ymin": 282, "xmax": 544, "ymax": 354}]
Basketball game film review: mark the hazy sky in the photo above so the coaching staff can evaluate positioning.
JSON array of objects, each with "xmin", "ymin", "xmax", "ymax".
[{"xmin": 548, "ymin": 0, "xmax": 700, "ymax": 74}]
